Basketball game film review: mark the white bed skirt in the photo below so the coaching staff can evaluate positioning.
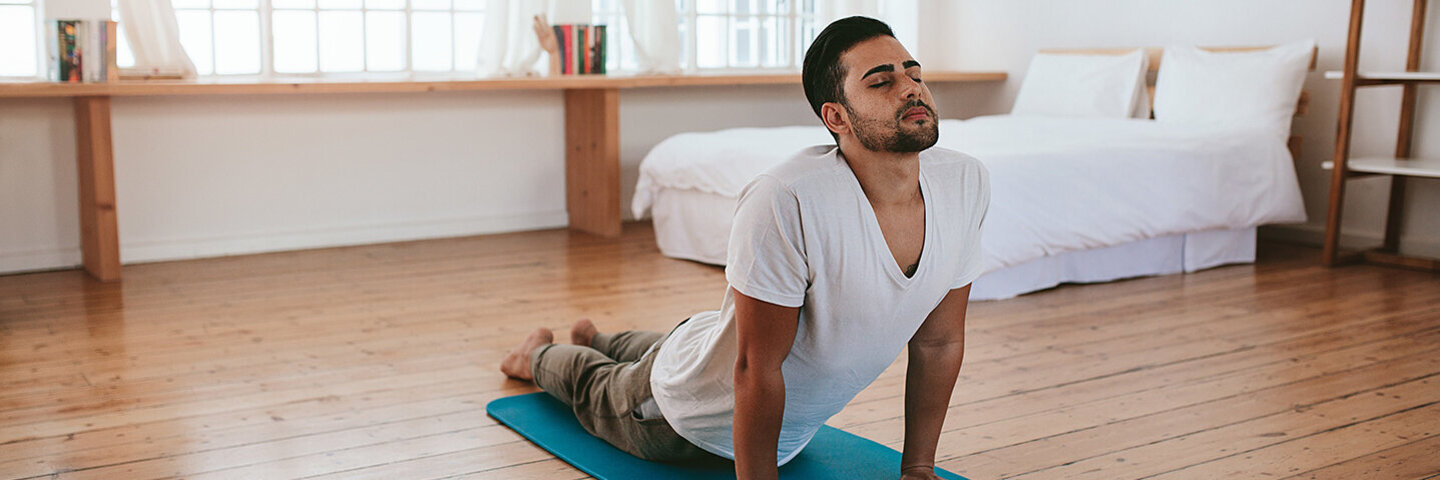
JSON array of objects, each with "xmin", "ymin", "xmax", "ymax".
[{"xmin": 649, "ymin": 188, "xmax": 1256, "ymax": 301}]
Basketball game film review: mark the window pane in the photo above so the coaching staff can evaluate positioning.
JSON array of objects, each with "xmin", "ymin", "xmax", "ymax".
[
  {"xmin": 454, "ymin": 12, "xmax": 483, "ymax": 71},
  {"xmin": 317, "ymin": 0, "xmax": 361, "ymax": 8},
  {"xmin": 411, "ymin": 0, "xmax": 448, "ymax": 10},
  {"xmin": 453, "ymin": 0, "xmax": 483, "ymax": 10},
  {"xmin": 365, "ymin": 0, "xmax": 403, "ymax": 9},
  {"xmin": 213, "ymin": 0, "xmax": 257, "ymax": 8},
  {"xmin": 175, "ymin": 10, "xmax": 214, "ymax": 75},
  {"xmin": 0, "ymin": 0, "xmax": 35, "ymax": 4},
  {"xmin": 730, "ymin": 16, "xmax": 754, "ymax": 67},
  {"xmin": 732, "ymin": 0, "xmax": 750, "ymax": 15},
  {"xmin": 172, "ymin": 0, "xmax": 209, "ymax": 8},
  {"xmin": 759, "ymin": 0, "xmax": 786, "ymax": 15},
  {"xmin": 762, "ymin": 15, "xmax": 786, "ymax": 66},
  {"xmin": 365, "ymin": 11, "xmax": 404, "ymax": 71},
  {"xmin": 696, "ymin": 0, "xmax": 724, "ymax": 14},
  {"xmin": 0, "ymin": 6, "xmax": 35, "ymax": 76},
  {"xmin": 319, "ymin": 11, "xmax": 364, "ymax": 71},
  {"xmin": 695, "ymin": 15, "xmax": 724, "ymax": 68},
  {"xmin": 214, "ymin": 10, "xmax": 261, "ymax": 74},
  {"xmin": 411, "ymin": 12, "xmax": 452, "ymax": 71},
  {"xmin": 676, "ymin": 20, "xmax": 688, "ymax": 70},
  {"xmin": 272, "ymin": 0, "xmax": 314, "ymax": 8},
  {"xmin": 273, "ymin": 10, "xmax": 317, "ymax": 73}
]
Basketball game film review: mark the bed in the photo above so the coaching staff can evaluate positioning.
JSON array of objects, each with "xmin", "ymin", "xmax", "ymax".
[{"xmin": 631, "ymin": 44, "xmax": 1314, "ymax": 301}]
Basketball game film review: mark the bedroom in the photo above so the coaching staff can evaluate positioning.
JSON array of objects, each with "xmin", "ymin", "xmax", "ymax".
[{"xmin": 2, "ymin": 0, "xmax": 1438, "ymax": 478}]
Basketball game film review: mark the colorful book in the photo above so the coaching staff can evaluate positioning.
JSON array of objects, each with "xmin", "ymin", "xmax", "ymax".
[
  {"xmin": 549, "ymin": 23, "xmax": 607, "ymax": 75},
  {"xmin": 593, "ymin": 25, "xmax": 606, "ymax": 74},
  {"xmin": 59, "ymin": 20, "xmax": 79, "ymax": 83}
]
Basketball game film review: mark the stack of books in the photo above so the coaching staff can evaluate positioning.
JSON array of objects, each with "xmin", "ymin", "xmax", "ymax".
[
  {"xmin": 48, "ymin": 19, "xmax": 119, "ymax": 83},
  {"xmin": 552, "ymin": 24, "xmax": 607, "ymax": 75}
]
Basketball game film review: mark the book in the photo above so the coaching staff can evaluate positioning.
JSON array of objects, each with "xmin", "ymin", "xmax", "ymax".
[
  {"xmin": 552, "ymin": 25, "xmax": 566, "ymax": 75},
  {"xmin": 550, "ymin": 23, "xmax": 607, "ymax": 75},
  {"xmin": 593, "ymin": 25, "xmax": 606, "ymax": 74},
  {"xmin": 48, "ymin": 19, "xmax": 118, "ymax": 83}
]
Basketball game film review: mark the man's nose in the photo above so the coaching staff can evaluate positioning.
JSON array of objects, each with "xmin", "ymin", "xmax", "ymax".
[{"xmin": 898, "ymin": 76, "xmax": 921, "ymax": 99}]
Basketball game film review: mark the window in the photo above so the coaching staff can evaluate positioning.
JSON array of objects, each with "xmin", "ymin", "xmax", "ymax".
[
  {"xmin": 167, "ymin": 0, "xmax": 485, "ymax": 76},
  {"xmin": 683, "ymin": 0, "xmax": 817, "ymax": 71},
  {"xmin": 1, "ymin": 0, "xmax": 823, "ymax": 79},
  {"xmin": 0, "ymin": 0, "xmax": 38, "ymax": 77}
]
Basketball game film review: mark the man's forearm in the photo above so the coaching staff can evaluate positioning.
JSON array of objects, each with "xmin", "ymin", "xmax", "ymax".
[
  {"xmin": 901, "ymin": 342, "xmax": 965, "ymax": 472},
  {"xmin": 734, "ymin": 367, "xmax": 786, "ymax": 480}
]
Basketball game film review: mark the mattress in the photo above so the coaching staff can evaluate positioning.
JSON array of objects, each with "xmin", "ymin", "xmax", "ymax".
[
  {"xmin": 648, "ymin": 186, "xmax": 1256, "ymax": 301},
  {"xmin": 634, "ymin": 115, "xmax": 1306, "ymax": 300}
]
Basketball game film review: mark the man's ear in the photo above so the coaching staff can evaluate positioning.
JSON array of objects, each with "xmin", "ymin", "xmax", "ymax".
[{"xmin": 821, "ymin": 102, "xmax": 850, "ymax": 137}]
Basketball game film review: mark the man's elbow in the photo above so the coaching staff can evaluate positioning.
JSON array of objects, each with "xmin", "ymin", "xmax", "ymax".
[
  {"xmin": 734, "ymin": 356, "xmax": 784, "ymax": 387},
  {"xmin": 908, "ymin": 340, "xmax": 966, "ymax": 362}
]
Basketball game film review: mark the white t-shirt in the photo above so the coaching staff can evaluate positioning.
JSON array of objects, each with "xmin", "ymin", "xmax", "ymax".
[{"xmin": 648, "ymin": 145, "xmax": 991, "ymax": 465}]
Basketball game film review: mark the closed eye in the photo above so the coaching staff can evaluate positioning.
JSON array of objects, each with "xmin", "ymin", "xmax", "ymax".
[{"xmin": 870, "ymin": 81, "xmax": 890, "ymax": 88}]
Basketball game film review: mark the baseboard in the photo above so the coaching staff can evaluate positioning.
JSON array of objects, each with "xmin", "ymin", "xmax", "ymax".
[
  {"xmin": 1260, "ymin": 223, "xmax": 1440, "ymax": 258},
  {"xmin": 0, "ymin": 210, "xmax": 569, "ymax": 276},
  {"xmin": 0, "ymin": 247, "xmax": 84, "ymax": 276}
]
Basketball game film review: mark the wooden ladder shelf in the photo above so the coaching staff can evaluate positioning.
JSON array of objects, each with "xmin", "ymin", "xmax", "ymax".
[{"xmin": 1322, "ymin": 0, "xmax": 1440, "ymax": 272}]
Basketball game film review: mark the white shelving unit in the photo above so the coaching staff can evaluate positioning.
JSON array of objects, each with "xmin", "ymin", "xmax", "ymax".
[{"xmin": 1323, "ymin": 70, "xmax": 1440, "ymax": 81}]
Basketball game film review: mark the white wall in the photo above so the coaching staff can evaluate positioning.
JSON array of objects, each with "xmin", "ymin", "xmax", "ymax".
[
  {"xmin": 922, "ymin": 0, "xmax": 1440, "ymax": 258},
  {"xmin": 0, "ymin": 86, "xmax": 825, "ymax": 274}
]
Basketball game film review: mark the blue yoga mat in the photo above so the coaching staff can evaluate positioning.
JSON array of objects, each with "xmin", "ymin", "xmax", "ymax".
[{"xmin": 486, "ymin": 392, "xmax": 970, "ymax": 479}]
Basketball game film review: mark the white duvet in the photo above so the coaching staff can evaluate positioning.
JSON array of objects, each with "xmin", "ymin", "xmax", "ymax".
[{"xmin": 632, "ymin": 115, "xmax": 1307, "ymax": 273}]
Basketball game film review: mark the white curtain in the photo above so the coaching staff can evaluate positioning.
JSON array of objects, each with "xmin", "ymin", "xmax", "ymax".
[
  {"xmin": 476, "ymin": 0, "xmax": 592, "ymax": 77},
  {"xmin": 116, "ymin": 0, "xmax": 197, "ymax": 78},
  {"xmin": 620, "ymin": 0, "xmax": 681, "ymax": 74}
]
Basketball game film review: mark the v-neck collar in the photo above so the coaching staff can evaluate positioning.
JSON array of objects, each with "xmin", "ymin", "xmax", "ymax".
[{"xmin": 841, "ymin": 151, "xmax": 933, "ymax": 287}]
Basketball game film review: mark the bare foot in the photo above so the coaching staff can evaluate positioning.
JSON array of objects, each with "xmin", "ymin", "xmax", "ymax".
[
  {"xmin": 500, "ymin": 328, "xmax": 554, "ymax": 381},
  {"xmin": 570, "ymin": 319, "xmax": 598, "ymax": 347}
]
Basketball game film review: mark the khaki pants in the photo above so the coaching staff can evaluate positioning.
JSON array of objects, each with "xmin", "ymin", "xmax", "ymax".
[{"xmin": 529, "ymin": 320, "xmax": 728, "ymax": 464}]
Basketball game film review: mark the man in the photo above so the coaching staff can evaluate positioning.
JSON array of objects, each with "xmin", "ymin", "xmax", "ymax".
[{"xmin": 499, "ymin": 16, "xmax": 989, "ymax": 480}]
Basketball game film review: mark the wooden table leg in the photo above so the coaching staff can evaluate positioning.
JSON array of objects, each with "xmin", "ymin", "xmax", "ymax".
[
  {"xmin": 74, "ymin": 95, "xmax": 122, "ymax": 281},
  {"xmin": 563, "ymin": 88, "xmax": 622, "ymax": 238}
]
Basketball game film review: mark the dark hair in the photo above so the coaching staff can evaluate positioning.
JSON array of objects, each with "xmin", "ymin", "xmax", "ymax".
[{"xmin": 802, "ymin": 16, "xmax": 896, "ymax": 124}]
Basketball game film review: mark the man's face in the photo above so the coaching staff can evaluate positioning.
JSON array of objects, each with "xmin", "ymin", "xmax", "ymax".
[{"xmin": 835, "ymin": 36, "xmax": 938, "ymax": 153}]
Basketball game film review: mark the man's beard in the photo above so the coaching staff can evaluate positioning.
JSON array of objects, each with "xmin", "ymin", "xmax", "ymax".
[{"xmin": 843, "ymin": 99, "xmax": 939, "ymax": 153}]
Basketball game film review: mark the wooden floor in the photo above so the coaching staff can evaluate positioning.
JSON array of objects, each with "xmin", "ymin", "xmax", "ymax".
[{"xmin": 2, "ymin": 222, "xmax": 1437, "ymax": 479}]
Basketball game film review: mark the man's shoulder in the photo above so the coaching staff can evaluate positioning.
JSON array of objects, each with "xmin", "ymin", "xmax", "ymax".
[
  {"xmin": 760, "ymin": 144, "xmax": 847, "ymax": 185},
  {"xmin": 738, "ymin": 145, "xmax": 850, "ymax": 202}
]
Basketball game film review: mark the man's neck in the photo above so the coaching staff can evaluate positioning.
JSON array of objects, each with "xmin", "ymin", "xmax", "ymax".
[{"xmin": 839, "ymin": 142, "xmax": 922, "ymax": 207}]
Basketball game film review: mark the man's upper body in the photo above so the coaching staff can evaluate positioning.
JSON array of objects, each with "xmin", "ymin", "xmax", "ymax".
[
  {"xmin": 647, "ymin": 144, "xmax": 990, "ymax": 457},
  {"xmin": 648, "ymin": 16, "xmax": 990, "ymax": 480}
]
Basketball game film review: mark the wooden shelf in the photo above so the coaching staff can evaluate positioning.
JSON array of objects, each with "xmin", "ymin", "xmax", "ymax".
[
  {"xmin": 1323, "ymin": 70, "xmax": 1440, "ymax": 84},
  {"xmin": 1322, "ymin": 156, "xmax": 1440, "ymax": 178},
  {"xmin": 0, "ymin": 71, "xmax": 1007, "ymax": 98}
]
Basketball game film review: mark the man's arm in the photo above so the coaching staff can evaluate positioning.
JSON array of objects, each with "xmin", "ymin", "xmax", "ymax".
[
  {"xmin": 901, "ymin": 284, "xmax": 972, "ymax": 479},
  {"xmin": 732, "ymin": 287, "xmax": 800, "ymax": 480}
]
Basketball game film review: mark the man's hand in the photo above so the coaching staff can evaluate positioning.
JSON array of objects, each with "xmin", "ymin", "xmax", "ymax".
[{"xmin": 900, "ymin": 465, "xmax": 944, "ymax": 479}]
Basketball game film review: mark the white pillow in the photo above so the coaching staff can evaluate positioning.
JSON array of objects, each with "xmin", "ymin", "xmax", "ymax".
[
  {"xmin": 1152, "ymin": 40, "xmax": 1314, "ymax": 136},
  {"xmin": 1011, "ymin": 50, "xmax": 1147, "ymax": 119}
]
